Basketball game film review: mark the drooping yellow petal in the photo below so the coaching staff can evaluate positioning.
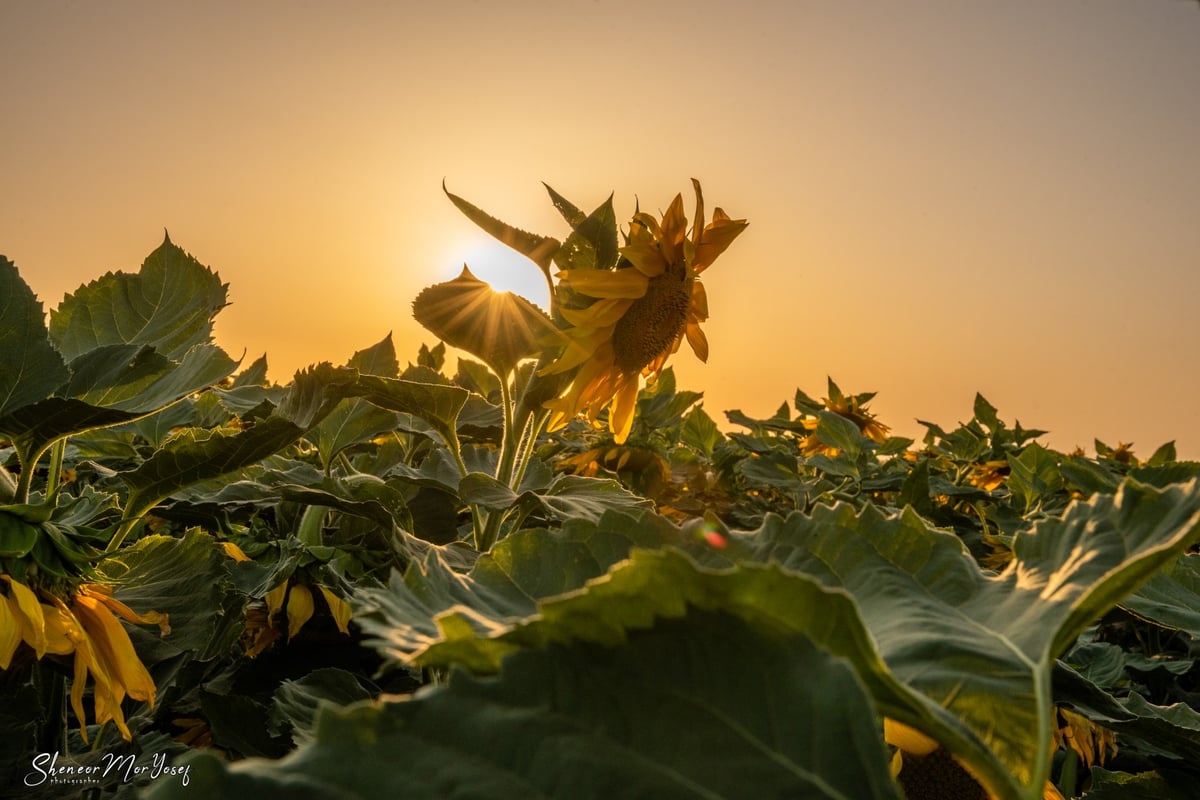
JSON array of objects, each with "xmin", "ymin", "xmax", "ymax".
[
  {"xmin": 657, "ymin": 193, "xmax": 688, "ymax": 265},
  {"xmin": 73, "ymin": 594, "xmax": 157, "ymax": 708},
  {"xmin": 80, "ymin": 584, "xmax": 171, "ymax": 637},
  {"xmin": 40, "ymin": 602, "xmax": 78, "ymax": 656},
  {"xmin": 0, "ymin": 594, "xmax": 23, "ymax": 669},
  {"xmin": 286, "ymin": 585, "xmax": 315, "ymax": 641},
  {"xmin": 558, "ymin": 298, "xmax": 631, "ymax": 331},
  {"xmin": 71, "ymin": 632, "xmax": 93, "ymax": 742},
  {"xmin": 690, "ymin": 279, "xmax": 709, "ymax": 321},
  {"xmin": 693, "ymin": 209, "xmax": 749, "ymax": 272},
  {"xmin": 2, "ymin": 577, "xmax": 46, "ymax": 658},
  {"xmin": 884, "ymin": 718, "xmax": 940, "ymax": 756},
  {"xmin": 559, "ymin": 268, "xmax": 650, "ymax": 299},
  {"xmin": 317, "ymin": 585, "xmax": 352, "ymax": 635},
  {"xmin": 221, "ymin": 541, "xmax": 251, "ymax": 562},
  {"xmin": 618, "ymin": 239, "xmax": 668, "ymax": 278},
  {"xmin": 265, "ymin": 581, "xmax": 289, "ymax": 622},
  {"xmin": 684, "ymin": 321, "xmax": 709, "ymax": 363},
  {"xmin": 608, "ymin": 374, "xmax": 642, "ymax": 444}
]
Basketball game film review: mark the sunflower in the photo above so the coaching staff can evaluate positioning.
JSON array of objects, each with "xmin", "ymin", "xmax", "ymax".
[
  {"xmin": 541, "ymin": 180, "xmax": 747, "ymax": 443},
  {"xmin": 885, "ymin": 718, "xmax": 1068, "ymax": 800},
  {"xmin": 799, "ymin": 389, "xmax": 891, "ymax": 457},
  {"xmin": 1, "ymin": 576, "xmax": 169, "ymax": 742}
]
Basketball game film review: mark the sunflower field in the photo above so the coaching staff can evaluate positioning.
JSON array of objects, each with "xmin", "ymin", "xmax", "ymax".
[{"xmin": 3, "ymin": 183, "xmax": 1200, "ymax": 800}]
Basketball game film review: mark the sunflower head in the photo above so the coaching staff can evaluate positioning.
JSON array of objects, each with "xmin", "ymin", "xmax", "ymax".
[{"xmin": 543, "ymin": 180, "xmax": 747, "ymax": 442}]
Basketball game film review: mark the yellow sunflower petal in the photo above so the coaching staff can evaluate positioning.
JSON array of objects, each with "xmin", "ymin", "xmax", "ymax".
[
  {"xmin": 684, "ymin": 321, "xmax": 709, "ymax": 363},
  {"xmin": 265, "ymin": 581, "xmax": 289, "ymax": 622},
  {"xmin": 222, "ymin": 541, "xmax": 251, "ymax": 562},
  {"xmin": 884, "ymin": 718, "xmax": 939, "ymax": 756},
  {"xmin": 559, "ymin": 268, "xmax": 650, "ymax": 299},
  {"xmin": 318, "ymin": 586, "xmax": 352, "ymax": 635},
  {"xmin": 558, "ymin": 298, "xmax": 631, "ymax": 330},
  {"xmin": 658, "ymin": 193, "xmax": 688, "ymax": 264},
  {"xmin": 286, "ymin": 585, "xmax": 315, "ymax": 641},
  {"xmin": 3, "ymin": 577, "xmax": 46, "ymax": 658},
  {"xmin": 619, "ymin": 239, "xmax": 668, "ymax": 278},
  {"xmin": 694, "ymin": 211, "xmax": 748, "ymax": 272},
  {"xmin": 80, "ymin": 584, "xmax": 171, "ymax": 637},
  {"xmin": 73, "ymin": 594, "xmax": 157, "ymax": 708},
  {"xmin": 690, "ymin": 279, "xmax": 709, "ymax": 320},
  {"xmin": 41, "ymin": 602, "xmax": 78, "ymax": 656},
  {"xmin": 92, "ymin": 671, "xmax": 132, "ymax": 740},
  {"xmin": 608, "ymin": 374, "xmax": 642, "ymax": 444},
  {"xmin": 71, "ymin": 633, "xmax": 93, "ymax": 742},
  {"xmin": 0, "ymin": 594, "xmax": 23, "ymax": 669}
]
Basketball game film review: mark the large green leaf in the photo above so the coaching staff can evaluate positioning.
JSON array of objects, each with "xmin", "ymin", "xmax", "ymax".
[
  {"xmin": 459, "ymin": 472, "xmax": 653, "ymax": 523},
  {"xmin": 48, "ymin": 234, "xmax": 228, "ymax": 361},
  {"xmin": 120, "ymin": 365, "xmax": 357, "ymax": 520},
  {"xmin": 96, "ymin": 529, "xmax": 242, "ymax": 663},
  {"xmin": 724, "ymin": 478, "xmax": 1200, "ymax": 799},
  {"xmin": 309, "ymin": 335, "xmax": 401, "ymax": 472},
  {"xmin": 0, "ymin": 257, "xmax": 70, "ymax": 417},
  {"xmin": 362, "ymin": 479, "xmax": 1200, "ymax": 800},
  {"xmin": 354, "ymin": 511, "xmax": 689, "ymax": 670},
  {"xmin": 1119, "ymin": 553, "xmax": 1200, "ymax": 636},
  {"xmin": 62, "ymin": 343, "xmax": 236, "ymax": 413},
  {"xmin": 353, "ymin": 373, "xmax": 469, "ymax": 447},
  {"xmin": 146, "ymin": 611, "xmax": 901, "ymax": 800}
]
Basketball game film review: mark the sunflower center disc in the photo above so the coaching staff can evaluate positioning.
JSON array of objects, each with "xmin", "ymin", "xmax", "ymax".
[{"xmin": 612, "ymin": 268, "xmax": 692, "ymax": 375}]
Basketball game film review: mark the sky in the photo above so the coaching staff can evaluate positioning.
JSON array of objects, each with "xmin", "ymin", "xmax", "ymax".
[{"xmin": 3, "ymin": 0, "xmax": 1198, "ymax": 458}]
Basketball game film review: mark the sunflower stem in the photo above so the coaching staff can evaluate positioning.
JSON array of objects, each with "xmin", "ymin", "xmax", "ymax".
[
  {"xmin": 510, "ymin": 410, "xmax": 550, "ymax": 492},
  {"xmin": 45, "ymin": 438, "xmax": 67, "ymax": 503},
  {"xmin": 105, "ymin": 517, "xmax": 141, "ymax": 553},
  {"xmin": 494, "ymin": 374, "xmax": 518, "ymax": 486}
]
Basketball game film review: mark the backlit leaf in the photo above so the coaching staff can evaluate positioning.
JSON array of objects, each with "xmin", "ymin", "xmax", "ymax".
[
  {"xmin": 0, "ymin": 257, "xmax": 70, "ymax": 417},
  {"xmin": 49, "ymin": 234, "xmax": 228, "ymax": 361}
]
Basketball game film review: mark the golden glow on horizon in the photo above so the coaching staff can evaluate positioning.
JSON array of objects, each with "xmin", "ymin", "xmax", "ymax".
[{"xmin": 2, "ymin": 1, "xmax": 1198, "ymax": 458}]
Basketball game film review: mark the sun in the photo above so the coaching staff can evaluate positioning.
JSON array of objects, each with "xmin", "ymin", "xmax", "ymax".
[{"xmin": 441, "ymin": 234, "xmax": 552, "ymax": 311}]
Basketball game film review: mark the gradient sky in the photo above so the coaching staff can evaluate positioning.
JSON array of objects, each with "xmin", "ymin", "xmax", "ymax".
[{"xmin": 3, "ymin": 1, "xmax": 1198, "ymax": 458}]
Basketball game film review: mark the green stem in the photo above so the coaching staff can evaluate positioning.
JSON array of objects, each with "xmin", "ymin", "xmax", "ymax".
[
  {"xmin": 105, "ymin": 517, "xmax": 141, "ymax": 553},
  {"xmin": 45, "ymin": 438, "xmax": 67, "ymax": 503},
  {"xmin": 494, "ymin": 374, "xmax": 518, "ymax": 485},
  {"xmin": 510, "ymin": 409, "xmax": 551, "ymax": 492},
  {"xmin": 14, "ymin": 458, "xmax": 35, "ymax": 505}
]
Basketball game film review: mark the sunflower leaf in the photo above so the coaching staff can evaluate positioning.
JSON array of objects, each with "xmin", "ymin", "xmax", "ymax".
[
  {"xmin": 145, "ymin": 610, "xmax": 902, "ymax": 800},
  {"xmin": 48, "ymin": 233, "xmax": 228, "ymax": 362},
  {"xmin": 353, "ymin": 373, "xmax": 469, "ymax": 447},
  {"xmin": 309, "ymin": 335, "xmax": 401, "ymax": 472},
  {"xmin": 120, "ymin": 365, "xmax": 358, "ymax": 520},
  {"xmin": 1119, "ymin": 553, "xmax": 1200, "ymax": 636},
  {"xmin": 359, "ymin": 479, "xmax": 1200, "ymax": 800},
  {"xmin": 0, "ymin": 257, "xmax": 70, "ymax": 418},
  {"xmin": 412, "ymin": 266, "xmax": 558, "ymax": 377},
  {"xmin": 443, "ymin": 184, "xmax": 560, "ymax": 270}
]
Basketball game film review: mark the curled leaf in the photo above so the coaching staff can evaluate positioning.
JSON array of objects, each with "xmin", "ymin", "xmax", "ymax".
[{"xmin": 413, "ymin": 266, "xmax": 560, "ymax": 377}]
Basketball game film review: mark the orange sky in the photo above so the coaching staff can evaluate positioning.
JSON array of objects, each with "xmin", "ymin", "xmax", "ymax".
[{"xmin": 3, "ymin": 1, "xmax": 1199, "ymax": 458}]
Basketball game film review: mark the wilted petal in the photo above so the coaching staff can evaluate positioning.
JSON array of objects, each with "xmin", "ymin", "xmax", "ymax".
[
  {"xmin": 2, "ymin": 577, "xmax": 46, "ymax": 658},
  {"xmin": 559, "ymin": 268, "xmax": 650, "ymax": 299},
  {"xmin": 286, "ymin": 585, "xmax": 315, "ymax": 641},
  {"xmin": 265, "ymin": 581, "xmax": 289, "ymax": 622},
  {"xmin": 80, "ymin": 584, "xmax": 171, "ymax": 637},
  {"xmin": 318, "ymin": 585, "xmax": 352, "ymax": 635},
  {"xmin": 0, "ymin": 595, "xmax": 23, "ymax": 669},
  {"xmin": 74, "ymin": 594, "xmax": 157, "ymax": 709},
  {"xmin": 693, "ymin": 211, "xmax": 748, "ymax": 272},
  {"xmin": 684, "ymin": 322, "xmax": 709, "ymax": 363}
]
